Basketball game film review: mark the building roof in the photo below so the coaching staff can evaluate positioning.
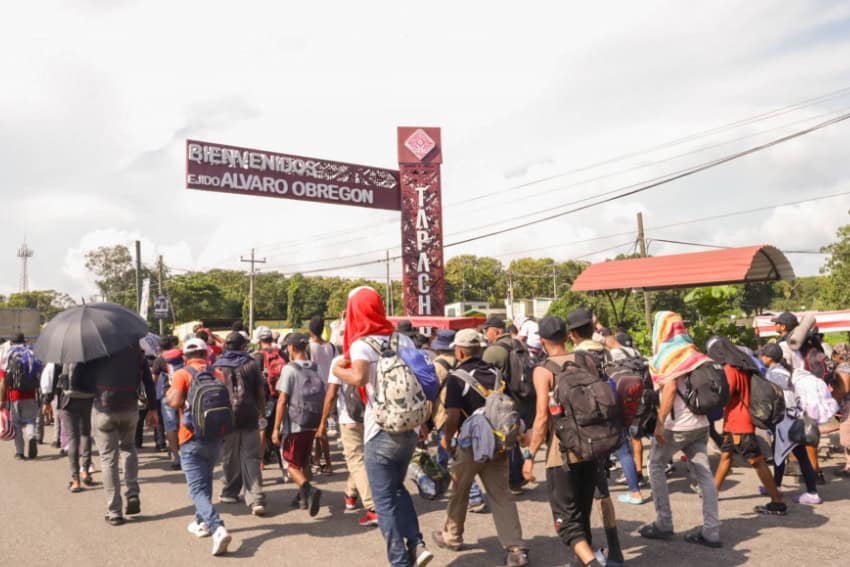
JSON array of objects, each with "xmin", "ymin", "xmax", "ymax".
[{"xmin": 571, "ymin": 245, "xmax": 795, "ymax": 292}]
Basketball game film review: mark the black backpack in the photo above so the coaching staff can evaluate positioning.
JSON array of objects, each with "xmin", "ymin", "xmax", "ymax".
[
  {"xmin": 678, "ymin": 362, "xmax": 730, "ymax": 415},
  {"xmin": 547, "ymin": 351, "xmax": 623, "ymax": 461},
  {"xmin": 343, "ymin": 384, "xmax": 365, "ymax": 423},
  {"xmin": 214, "ymin": 353, "xmax": 261, "ymax": 430},
  {"xmin": 748, "ymin": 372, "xmax": 786, "ymax": 430},
  {"xmin": 493, "ymin": 339, "xmax": 537, "ymax": 401}
]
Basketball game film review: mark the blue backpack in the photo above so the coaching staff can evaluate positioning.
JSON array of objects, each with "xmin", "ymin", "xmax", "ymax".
[
  {"xmin": 6, "ymin": 345, "xmax": 42, "ymax": 393},
  {"xmin": 398, "ymin": 345, "xmax": 440, "ymax": 402},
  {"xmin": 184, "ymin": 366, "xmax": 233, "ymax": 441}
]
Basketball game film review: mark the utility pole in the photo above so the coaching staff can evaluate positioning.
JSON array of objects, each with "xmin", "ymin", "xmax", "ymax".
[
  {"xmin": 507, "ymin": 271, "xmax": 515, "ymax": 321},
  {"xmin": 157, "ymin": 255, "xmax": 165, "ymax": 336},
  {"xmin": 637, "ymin": 213, "xmax": 652, "ymax": 333},
  {"xmin": 552, "ymin": 264, "xmax": 557, "ymax": 299},
  {"xmin": 240, "ymin": 249, "xmax": 266, "ymax": 333},
  {"xmin": 135, "ymin": 240, "xmax": 142, "ymax": 312},
  {"xmin": 385, "ymin": 250, "xmax": 393, "ymax": 315}
]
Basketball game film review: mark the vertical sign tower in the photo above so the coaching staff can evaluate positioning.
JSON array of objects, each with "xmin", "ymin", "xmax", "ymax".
[{"xmin": 398, "ymin": 127, "xmax": 445, "ymax": 317}]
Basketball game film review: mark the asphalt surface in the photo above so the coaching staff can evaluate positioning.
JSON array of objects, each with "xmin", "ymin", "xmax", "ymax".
[{"xmin": 2, "ymin": 425, "xmax": 848, "ymax": 566}]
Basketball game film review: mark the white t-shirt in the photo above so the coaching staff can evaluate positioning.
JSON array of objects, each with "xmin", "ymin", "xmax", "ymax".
[
  {"xmin": 349, "ymin": 333, "xmax": 415, "ymax": 443},
  {"xmin": 310, "ymin": 340, "xmax": 336, "ymax": 385},
  {"xmin": 663, "ymin": 376, "xmax": 709, "ymax": 432},
  {"xmin": 327, "ymin": 354, "xmax": 355, "ymax": 426},
  {"xmin": 518, "ymin": 320, "xmax": 540, "ymax": 345}
]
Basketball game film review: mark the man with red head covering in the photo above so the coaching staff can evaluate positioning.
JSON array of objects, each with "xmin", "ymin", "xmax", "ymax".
[{"xmin": 333, "ymin": 287, "xmax": 433, "ymax": 567}]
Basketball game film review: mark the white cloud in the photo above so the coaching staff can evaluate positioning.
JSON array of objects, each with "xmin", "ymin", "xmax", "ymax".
[{"xmin": 2, "ymin": 0, "xmax": 850, "ymax": 301}]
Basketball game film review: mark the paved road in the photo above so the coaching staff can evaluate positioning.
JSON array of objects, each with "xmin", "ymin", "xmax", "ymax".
[{"xmin": 3, "ymin": 425, "xmax": 848, "ymax": 566}]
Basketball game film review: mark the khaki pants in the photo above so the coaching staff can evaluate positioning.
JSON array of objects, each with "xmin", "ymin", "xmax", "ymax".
[
  {"xmin": 442, "ymin": 447, "xmax": 523, "ymax": 549},
  {"xmin": 341, "ymin": 422, "xmax": 373, "ymax": 510}
]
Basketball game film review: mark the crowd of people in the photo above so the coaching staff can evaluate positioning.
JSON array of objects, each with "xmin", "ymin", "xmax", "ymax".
[{"xmin": 1, "ymin": 290, "xmax": 848, "ymax": 566}]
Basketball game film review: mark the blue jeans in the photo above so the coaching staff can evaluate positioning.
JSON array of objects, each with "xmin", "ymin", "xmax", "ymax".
[
  {"xmin": 180, "ymin": 439, "xmax": 224, "ymax": 532},
  {"xmin": 616, "ymin": 432, "xmax": 641, "ymax": 493},
  {"xmin": 364, "ymin": 430, "xmax": 422, "ymax": 567},
  {"xmin": 435, "ymin": 432, "xmax": 483, "ymax": 502}
]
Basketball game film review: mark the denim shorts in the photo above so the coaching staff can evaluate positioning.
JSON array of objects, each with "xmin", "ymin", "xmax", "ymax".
[{"xmin": 161, "ymin": 399, "xmax": 179, "ymax": 433}]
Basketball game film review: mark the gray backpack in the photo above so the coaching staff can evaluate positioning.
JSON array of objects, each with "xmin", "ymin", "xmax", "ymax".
[
  {"xmin": 453, "ymin": 368, "xmax": 521, "ymax": 454},
  {"xmin": 287, "ymin": 362, "xmax": 326, "ymax": 430}
]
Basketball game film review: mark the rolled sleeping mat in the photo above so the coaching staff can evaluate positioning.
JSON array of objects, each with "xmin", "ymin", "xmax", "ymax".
[{"xmin": 787, "ymin": 313, "xmax": 816, "ymax": 350}]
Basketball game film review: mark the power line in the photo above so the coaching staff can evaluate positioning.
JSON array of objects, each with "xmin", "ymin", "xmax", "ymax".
[
  {"xmin": 442, "ymin": 111, "xmax": 850, "ymax": 248},
  {"xmin": 648, "ymin": 238, "xmax": 826, "ymax": 255}
]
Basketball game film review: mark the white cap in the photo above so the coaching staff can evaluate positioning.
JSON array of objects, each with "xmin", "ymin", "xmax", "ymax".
[{"xmin": 183, "ymin": 338, "xmax": 207, "ymax": 354}]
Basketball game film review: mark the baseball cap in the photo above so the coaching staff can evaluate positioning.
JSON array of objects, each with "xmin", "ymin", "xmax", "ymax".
[
  {"xmin": 183, "ymin": 338, "xmax": 207, "ymax": 354},
  {"xmin": 396, "ymin": 320, "xmax": 417, "ymax": 337},
  {"xmin": 483, "ymin": 315, "xmax": 505, "ymax": 330},
  {"xmin": 759, "ymin": 342, "xmax": 783, "ymax": 362},
  {"xmin": 431, "ymin": 329, "xmax": 456, "ymax": 351},
  {"xmin": 257, "ymin": 326, "xmax": 273, "ymax": 341},
  {"xmin": 225, "ymin": 331, "xmax": 247, "ymax": 349},
  {"xmin": 538, "ymin": 316, "xmax": 567, "ymax": 341},
  {"xmin": 566, "ymin": 308, "xmax": 593, "ymax": 330},
  {"xmin": 770, "ymin": 311, "xmax": 799, "ymax": 329},
  {"xmin": 284, "ymin": 332, "xmax": 310, "ymax": 349},
  {"xmin": 452, "ymin": 329, "xmax": 483, "ymax": 348}
]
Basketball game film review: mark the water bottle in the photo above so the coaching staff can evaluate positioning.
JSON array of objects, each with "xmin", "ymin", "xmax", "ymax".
[
  {"xmin": 548, "ymin": 391, "xmax": 563, "ymax": 417},
  {"xmin": 408, "ymin": 461, "xmax": 436, "ymax": 498}
]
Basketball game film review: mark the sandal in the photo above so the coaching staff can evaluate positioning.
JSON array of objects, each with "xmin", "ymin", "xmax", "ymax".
[
  {"xmin": 81, "ymin": 473, "xmax": 94, "ymax": 486},
  {"xmin": 639, "ymin": 523, "xmax": 674, "ymax": 540},
  {"xmin": 68, "ymin": 480, "xmax": 82, "ymax": 493},
  {"xmin": 684, "ymin": 529, "xmax": 722, "ymax": 548}
]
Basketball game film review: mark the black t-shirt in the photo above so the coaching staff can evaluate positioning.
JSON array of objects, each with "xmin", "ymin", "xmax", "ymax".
[{"xmin": 445, "ymin": 357, "xmax": 501, "ymax": 426}]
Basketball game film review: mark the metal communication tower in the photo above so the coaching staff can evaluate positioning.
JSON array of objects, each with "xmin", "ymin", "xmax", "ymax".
[{"xmin": 17, "ymin": 242, "xmax": 33, "ymax": 292}]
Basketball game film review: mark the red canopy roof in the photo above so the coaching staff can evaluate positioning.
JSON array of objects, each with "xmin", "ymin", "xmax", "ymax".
[
  {"xmin": 571, "ymin": 245, "xmax": 794, "ymax": 292},
  {"xmin": 388, "ymin": 316, "xmax": 484, "ymax": 330}
]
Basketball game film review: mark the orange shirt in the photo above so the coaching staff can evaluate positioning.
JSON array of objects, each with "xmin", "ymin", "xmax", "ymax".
[
  {"xmin": 170, "ymin": 359, "xmax": 226, "ymax": 445},
  {"xmin": 722, "ymin": 365, "xmax": 754, "ymax": 434}
]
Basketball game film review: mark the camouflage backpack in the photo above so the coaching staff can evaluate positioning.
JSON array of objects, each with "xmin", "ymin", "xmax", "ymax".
[{"xmin": 364, "ymin": 334, "xmax": 429, "ymax": 433}]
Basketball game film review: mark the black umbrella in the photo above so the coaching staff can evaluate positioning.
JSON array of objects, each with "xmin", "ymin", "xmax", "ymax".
[{"xmin": 33, "ymin": 302, "xmax": 149, "ymax": 363}]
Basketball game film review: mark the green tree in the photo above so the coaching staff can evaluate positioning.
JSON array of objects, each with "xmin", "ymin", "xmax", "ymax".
[
  {"xmin": 84, "ymin": 244, "xmax": 154, "ymax": 310},
  {"xmin": 444, "ymin": 255, "xmax": 506, "ymax": 306},
  {"xmin": 5, "ymin": 290, "xmax": 76, "ymax": 323},
  {"xmin": 167, "ymin": 272, "xmax": 236, "ymax": 322},
  {"xmin": 821, "ymin": 220, "xmax": 850, "ymax": 308},
  {"xmin": 683, "ymin": 286, "xmax": 754, "ymax": 349},
  {"xmin": 740, "ymin": 282, "xmax": 775, "ymax": 316}
]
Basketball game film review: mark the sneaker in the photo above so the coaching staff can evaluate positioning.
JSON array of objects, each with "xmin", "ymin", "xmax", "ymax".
[
  {"xmin": 614, "ymin": 473, "xmax": 628, "ymax": 485},
  {"xmin": 125, "ymin": 496, "xmax": 141, "ymax": 515},
  {"xmin": 754, "ymin": 501, "xmax": 787, "ymax": 516},
  {"xmin": 594, "ymin": 548, "xmax": 608, "ymax": 566},
  {"xmin": 211, "ymin": 526, "xmax": 231, "ymax": 556},
  {"xmin": 105, "ymin": 515, "xmax": 125, "ymax": 526},
  {"xmin": 308, "ymin": 487, "xmax": 322, "ymax": 517},
  {"xmin": 219, "ymin": 495, "xmax": 239, "ymax": 504},
  {"xmin": 187, "ymin": 521, "xmax": 211, "ymax": 538},
  {"xmin": 506, "ymin": 547, "xmax": 530, "ymax": 566},
  {"xmin": 639, "ymin": 522, "xmax": 674, "ymax": 540},
  {"xmin": 88, "ymin": 463, "xmax": 95, "ymax": 475},
  {"xmin": 816, "ymin": 471, "xmax": 826, "ymax": 485},
  {"xmin": 358, "ymin": 510, "xmax": 378, "ymax": 527},
  {"xmin": 414, "ymin": 543, "xmax": 434, "ymax": 566},
  {"xmin": 251, "ymin": 503, "xmax": 266, "ymax": 516},
  {"xmin": 468, "ymin": 499, "xmax": 488, "ymax": 514},
  {"xmin": 344, "ymin": 494, "xmax": 359, "ymax": 511},
  {"xmin": 796, "ymin": 492, "xmax": 822, "ymax": 505},
  {"xmin": 27, "ymin": 438, "xmax": 37, "ymax": 459},
  {"xmin": 664, "ymin": 463, "xmax": 674, "ymax": 477},
  {"xmin": 170, "ymin": 460, "xmax": 182, "ymax": 471},
  {"xmin": 637, "ymin": 474, "xmax": 649, "ymax": 488},
  {"xmin": 13, "ymin": 453, "xmax": 24, "ymax": 461}
]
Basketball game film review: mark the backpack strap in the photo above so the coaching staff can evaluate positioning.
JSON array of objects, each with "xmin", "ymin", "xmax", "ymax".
[
  {"xmin": 362, "ymin": 336, "xmax": 386, "ymax": 355},
  {"xmin": 435, "ymin": 358, "xmax": 454, "ymax": 372},
  {"xmin": 453, "ymin": 368, "xmax": 504, "ymax": 400}
]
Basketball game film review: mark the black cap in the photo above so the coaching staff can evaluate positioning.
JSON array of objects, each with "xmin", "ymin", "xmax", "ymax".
[
  {"xmin": 759, "ymin": 342, "xmax": 783, "ymax": 362},
  {"xmin": 566, "ymin": 308, "xmax": 593, "ymax": 330},
  {"xmin": 538, "ymin": 316, "xmax": 567, "ymax": 341},
  {"xmin": 225, "ymin": 331, "xmax": 248, "ymax": 349},
  {"xmin": 615, "ymin": 331, "xmax": 633, "ymax": 347},
  {"xmin": 285, "ymin": 332, "xmax": 310, "ymax": 349},
  {"xmin": 483, "ymin": 315, "xmax": 505, "ymax": 330},
  {"xmin": 770, "ymin": 311, "xmax": 798, "ymax": 329},
  {"xmin": 396, "ymin": 320, "xmax": 417, "ymax": 336}
]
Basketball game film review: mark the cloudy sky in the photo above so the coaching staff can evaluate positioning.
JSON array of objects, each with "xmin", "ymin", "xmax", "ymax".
[{"xmin": 2, "ymin": 1, "xmax": 850, "ymax": 300}]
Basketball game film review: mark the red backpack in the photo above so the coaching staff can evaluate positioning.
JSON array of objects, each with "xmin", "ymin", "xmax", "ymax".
[{"xmin": 262, "ymin": 349, "xmax": 285, "ymax": 395}]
